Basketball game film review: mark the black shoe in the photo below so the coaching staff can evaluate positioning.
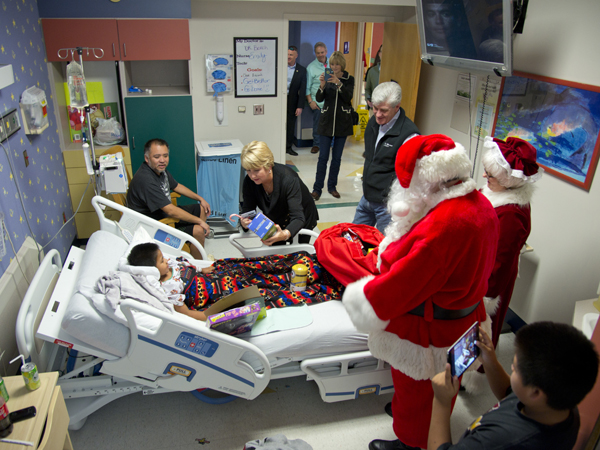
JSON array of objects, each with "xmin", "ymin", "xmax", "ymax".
[
  {"xmin": 368, "ymin": 439, "xmax": 421, "ymax": 450},
  {"xmin": 286, "ymin": 148, "xmax": 298, "ymax": 156},
  {"xmin": 384, "ymin": 402, "xmax": 393, "ymax": 418}
]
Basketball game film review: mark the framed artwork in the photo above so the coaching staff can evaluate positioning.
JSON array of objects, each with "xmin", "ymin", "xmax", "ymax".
[{"xmin": 492, "ymin": 71, "xmax": 600, "ymax": 191}]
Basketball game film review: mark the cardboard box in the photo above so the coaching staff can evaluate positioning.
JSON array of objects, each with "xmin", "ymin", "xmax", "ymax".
[
  {"xmin": 204, "ymin": 286, "xmax": 267, "ymax": 335},
  {"xmin": 207, "ymin": 302, "xmax": 261, "ymax": 336},
  {"xmin": 248, "ymin": 213, "xmax": 276, "ymax": 241}
]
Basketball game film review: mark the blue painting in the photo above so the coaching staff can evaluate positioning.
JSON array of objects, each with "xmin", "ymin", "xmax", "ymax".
[{"xmin": 493, "ymin": 72, "xmax": 600, "ymax": 190}]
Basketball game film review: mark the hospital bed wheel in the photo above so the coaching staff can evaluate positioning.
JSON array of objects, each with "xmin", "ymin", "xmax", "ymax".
[{"xmin": 191, "ymin": 388, "xmax": 238, "ymax": 404}]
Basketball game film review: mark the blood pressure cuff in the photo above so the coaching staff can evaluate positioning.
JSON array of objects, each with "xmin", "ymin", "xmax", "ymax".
[{"xmin": 314, "ymin": 223, "xmax": 384, "ymax": 286}]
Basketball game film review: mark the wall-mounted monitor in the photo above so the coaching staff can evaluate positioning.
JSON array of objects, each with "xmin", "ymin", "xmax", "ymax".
[{"xmin": 415, "ymin": 0, "xmax": 513, "ymax": 77}]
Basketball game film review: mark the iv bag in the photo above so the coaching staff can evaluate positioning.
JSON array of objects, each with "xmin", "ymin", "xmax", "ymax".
[{"xmin": 67, "ymin": 61, "xmax": 89, "ymax": 108}]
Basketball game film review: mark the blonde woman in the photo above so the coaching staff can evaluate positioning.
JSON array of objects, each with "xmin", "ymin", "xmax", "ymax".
[
  {"xmin": 311, "ymin": 51, "xmax": 355, "ymax": 200},
  {"xmin": 240, "ymin": 141, "xmax": 318, "ymax": 245}
]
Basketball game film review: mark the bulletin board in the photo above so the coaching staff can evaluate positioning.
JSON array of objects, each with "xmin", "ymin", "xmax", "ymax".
[{"xmin": 234, "ymin": 37, "xmax": 277, "ymax": 97}]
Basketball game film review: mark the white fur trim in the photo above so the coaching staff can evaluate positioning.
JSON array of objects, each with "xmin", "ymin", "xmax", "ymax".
[
  {"xmin": 367, "ymin": 313, "xmax": 492, "ymax": 381},
  {"xmin": 484, "ymin": 296, "xmax": 500, "ymax": 316},
  {"xmin": 342, "ymin": 276, "xmax": 390, "ymax": 333},
  {"xmin": 418, "ymin": 142, "xmax": 472, "ymax": 185},
  {"xmin": 481, "ymin": 183, "xmax": 534, "ymax": 208},
  {"xmin": 392, "ymin": 201, "xmax": 410, "ymax": 217},
  {"xmin": 483, "ymin": 136, "xmax": 543, "ymax": 183}
]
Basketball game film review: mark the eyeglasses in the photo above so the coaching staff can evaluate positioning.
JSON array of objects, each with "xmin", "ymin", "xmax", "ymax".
[{"xmin": 484, "ymin": 170, "xmax": 495, "ymax": 179}]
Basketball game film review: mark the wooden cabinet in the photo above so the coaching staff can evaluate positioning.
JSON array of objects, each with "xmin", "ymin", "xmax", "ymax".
[
  {"xmin": 41, "ymin": 19, "xmax": 190, "ymax": 62},
  {"xmin": 63, "ymin": 146, "xmax": 132, "ymax": 239},
  {"xmin": 2, "ymin": 372, "xmax": 73, "ymax": 450},
  {"xmin": 125, "ymin": 96, "xmax": 196, "ymax": 204},
  {"xmin": 117, "ymin": 20, "xmax": 190, "ymax": 60},
  {"xmin": 42, "ymin": 19, "xmax": 121, "ymax": 62}
]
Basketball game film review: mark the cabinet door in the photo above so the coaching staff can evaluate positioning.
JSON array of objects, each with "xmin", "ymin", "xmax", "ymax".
[
  {"xmin": 117, "ymin": 19, "xmax": 190, "ymax": 61},
  {"xmin": 42, "ymin": 19, "xmax": 121, "ymax": 62},
  {"xmin": 125, "ymin": 96, "xmax": 196, "ymax": 203}
]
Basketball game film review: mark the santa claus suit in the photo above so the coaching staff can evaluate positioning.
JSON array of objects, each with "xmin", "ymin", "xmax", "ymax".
[
  {"xmin": 481, "ymin": 183, "xmax": 533, "ymax": 347},
  {"xmin": 343, "ymin": 135, "xmax": 499, "ymax": 449},
  {"xmin": 478, "ymin": 135, "xmax": 542, "ymax": 349}
]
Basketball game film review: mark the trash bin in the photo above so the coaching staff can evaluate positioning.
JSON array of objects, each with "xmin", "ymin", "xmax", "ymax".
[
  {"xmin": 353, "ymin": 104, "xmax": 369, "ymax": 141},
  {"xmin": 196, "ymin": 139, "xmax": 244, "ymax": 227}
]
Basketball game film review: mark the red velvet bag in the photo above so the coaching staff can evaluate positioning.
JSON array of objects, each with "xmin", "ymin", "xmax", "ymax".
[{"xmin": 314, "ymin": 223, "xmax": 384, "ymax": 286}]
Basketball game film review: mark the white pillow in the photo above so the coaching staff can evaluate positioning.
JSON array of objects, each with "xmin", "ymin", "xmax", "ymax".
[{"xmin": 119, "ymin": 227, "xmax": 154, "ymax": 267}]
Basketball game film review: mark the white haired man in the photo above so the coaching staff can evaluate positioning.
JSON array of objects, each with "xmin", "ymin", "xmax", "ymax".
[{"xmin": 352, "ymin": 82, "xmax": 419, "ymax": 233}]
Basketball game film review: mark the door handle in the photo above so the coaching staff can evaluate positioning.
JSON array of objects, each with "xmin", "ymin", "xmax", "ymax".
[
  {"xmin": 112, "ymin": 43, "xmax": 115, "ymax": 57},
  {"xmin": 132, "ymin": 136, "xmax": 135, "ymax": 149},
  {"xmin": 123, "ymin": 43, "xmax": 127, "ymax": 58}
]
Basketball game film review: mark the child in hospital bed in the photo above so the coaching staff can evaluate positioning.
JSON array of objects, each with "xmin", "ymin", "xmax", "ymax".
[{"xmin": 127, "ymin": 242, "xmax": 213, "ymax": 321}]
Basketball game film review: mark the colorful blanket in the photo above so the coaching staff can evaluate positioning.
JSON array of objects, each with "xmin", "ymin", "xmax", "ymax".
[{"xmin": 179, "ymin": 251, "xmax": 344, "ymax": 311}]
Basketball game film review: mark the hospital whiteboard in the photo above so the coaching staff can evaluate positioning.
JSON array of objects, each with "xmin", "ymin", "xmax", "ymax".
[{"xmin": 234, "ymin": 37, "xmax": 278, "ymax": 97}]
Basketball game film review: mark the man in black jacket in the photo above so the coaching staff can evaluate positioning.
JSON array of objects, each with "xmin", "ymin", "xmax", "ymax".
[
  {"xmin": 286, "ymin": 45, "xmax": 307, "ymax": 156},
  {"xmin": 352, "ymin": 82, "xmax": 420, "ymax": 232}
]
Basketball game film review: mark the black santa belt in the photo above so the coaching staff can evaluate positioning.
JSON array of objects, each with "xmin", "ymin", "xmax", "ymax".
[{"xmin": 408, "ymin": 301, "xmax": 480, "ymax": 321}]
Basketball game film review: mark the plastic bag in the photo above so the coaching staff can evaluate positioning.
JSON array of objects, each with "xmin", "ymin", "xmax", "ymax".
[{"xmin": 93, "ymin": 117, "xmax": 124, "ymax": 145}]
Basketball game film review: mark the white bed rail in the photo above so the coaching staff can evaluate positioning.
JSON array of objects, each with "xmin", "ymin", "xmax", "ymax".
[
  {"xmin": 101, "ymin": 300, "xmax": 272, "ymax": 400},
  {"xmin": 301, "ymin": 351, "xmax": 393, "ymax": 402},
  {"xmin": 229, "ymin": 228, "xmax": 319, "ymax": 258},
  {"xmin": 91, "ymin": 195, "xmax": 208, "ymax": 260},
  {"xmin": 15, "ymin": 249, "xmax": 61, "ymax": 372}
]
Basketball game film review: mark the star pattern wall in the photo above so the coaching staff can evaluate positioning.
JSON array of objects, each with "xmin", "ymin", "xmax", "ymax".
[{"xmin": 0, "ymin": 0, "xmax": 75, "ymax": 275}]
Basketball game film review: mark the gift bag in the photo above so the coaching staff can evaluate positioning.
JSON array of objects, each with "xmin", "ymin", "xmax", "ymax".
[{"xmin": 314, "ymin": 223, "xmax": 384, "ymax": 286}]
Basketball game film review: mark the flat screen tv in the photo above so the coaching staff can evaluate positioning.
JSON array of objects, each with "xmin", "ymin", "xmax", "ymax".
[{"xmin": 415, "ymin": 0, "xmax": 513, "ymax": 77}]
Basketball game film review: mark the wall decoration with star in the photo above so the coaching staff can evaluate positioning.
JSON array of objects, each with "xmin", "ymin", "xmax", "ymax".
[{"xmin": 0, "ymin": 0, "xmax": 76, "ymax": 276}]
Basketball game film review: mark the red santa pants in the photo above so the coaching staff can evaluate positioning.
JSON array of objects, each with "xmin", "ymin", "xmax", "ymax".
[{"xmin": 391, "ymin": 368, "xmax": 458, "ymax": 448}]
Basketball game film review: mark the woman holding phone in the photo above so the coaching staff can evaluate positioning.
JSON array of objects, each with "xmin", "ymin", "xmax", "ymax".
[{"xmin": 311, "ymin": 51, "xmax": 355, "ymax": 200}]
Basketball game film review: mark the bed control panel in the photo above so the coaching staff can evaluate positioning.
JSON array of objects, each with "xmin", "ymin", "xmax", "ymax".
[
  {"xmin": 175, "ymin": 332, "xmax": 218, "ymax": 357},
  {"xmin": 154, "ymin": 229, "xmax": 182, "ymax": 249}
]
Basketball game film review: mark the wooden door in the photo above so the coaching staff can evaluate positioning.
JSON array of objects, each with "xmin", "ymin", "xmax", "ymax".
[
  {"xmin": 125, "ymin": 95, "xmax": 196, "ymax": 202},
  {"xmin": 337, "ymin": 22, "xmax": 358, "ymax": 79},
  {"xmin": 380, "ymin": 23, "xmax": 422, "ymax": 122},
  {"xmin": 117, "ymin": 19, "xmax": 190, "ymax": 61},
  {"xmin": 42, "ymin": 19, "xmax": 121, "ymax": 62}
]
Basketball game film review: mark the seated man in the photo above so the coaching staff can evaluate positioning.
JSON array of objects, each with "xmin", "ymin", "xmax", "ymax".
[
  {"xmin": 127, "ymin": 138, "xmax": 211, "ymax": 259},
  {"xmin": 428, "ymin": 322, "xmax": 599, "ymax": 450}
]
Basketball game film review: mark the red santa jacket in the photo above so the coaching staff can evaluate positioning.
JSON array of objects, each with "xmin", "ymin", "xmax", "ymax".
[
  {"xmin": 481, "ymin": 184, "xmax": 532, "ymax": 305},
  {"xmin": 343, "ymin": 182, "xmax": 499, "ymax": 380}
]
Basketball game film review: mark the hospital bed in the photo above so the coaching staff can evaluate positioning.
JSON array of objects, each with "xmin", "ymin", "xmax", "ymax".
[{"xmin": 16, "ymin": 196, "xmax": 393, "ymax": 430}]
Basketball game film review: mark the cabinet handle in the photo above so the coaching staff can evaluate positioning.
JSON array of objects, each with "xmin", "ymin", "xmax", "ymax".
[
  {"xmin": 123, "ymin": 43, "xmax": 127, "ymax": 58},
  {"xmin": 132, "ymin": 136, "xmax": 135, "ymax": 149},
  {"xmin": 112, "ymin": 43, "xmax": 115, "ymax": 57}
]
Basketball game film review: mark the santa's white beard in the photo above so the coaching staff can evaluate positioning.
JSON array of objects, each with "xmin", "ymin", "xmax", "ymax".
[{"xmin": 384, "ymin": 177, "xmax": 436, "ymax": 237}]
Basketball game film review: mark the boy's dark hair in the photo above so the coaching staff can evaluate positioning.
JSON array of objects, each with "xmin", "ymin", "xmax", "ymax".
[
  {"xmin": 127, "ymin": 242, "xmax": 160, "ymax": 267},
  {"xmin": 515, "ymin": 321, "xmax": 599, "ymax": 410}
]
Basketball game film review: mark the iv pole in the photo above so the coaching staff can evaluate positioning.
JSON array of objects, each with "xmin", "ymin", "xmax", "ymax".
[{"xmin": 58, "ymin": 46, "xmax": 105, "ymax": 189}]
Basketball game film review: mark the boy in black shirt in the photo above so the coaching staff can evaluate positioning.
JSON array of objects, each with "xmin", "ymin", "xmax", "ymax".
[{"xmin": 429, "ymin": 322, "xmax": 599, "ymax": 450}]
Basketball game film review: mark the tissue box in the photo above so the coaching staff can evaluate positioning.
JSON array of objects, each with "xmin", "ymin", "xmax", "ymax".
[
  {"xmin": 248, "ymin": 213, "xmax": 276, "ymax": 241},
  {"xmin": 207, "ymin": 301, "xmax": 261, "ymax": 335}
]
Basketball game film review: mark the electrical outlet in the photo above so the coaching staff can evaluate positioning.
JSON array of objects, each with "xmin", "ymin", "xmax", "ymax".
[
  {"xmin": 0, "ymin": 108, "xmax": 20, "ymax": 142},
  {"xmin": 253, "ymin": 104, "xmax": 264, "ymax": 115}
]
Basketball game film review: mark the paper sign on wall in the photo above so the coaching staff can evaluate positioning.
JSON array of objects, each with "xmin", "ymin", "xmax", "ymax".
[{"xmin": 234, "ymin": 37, "xmax": 277, "ymax": 98}]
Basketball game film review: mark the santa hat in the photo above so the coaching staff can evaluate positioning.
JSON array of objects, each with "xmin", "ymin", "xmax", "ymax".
[
  {"xmin": 482, "ymin": 136, "xmax": 542, "ymax": 183},
  {"xmin": 395, "ymin": 134, "xmax": 472, "ymax": 188}
]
